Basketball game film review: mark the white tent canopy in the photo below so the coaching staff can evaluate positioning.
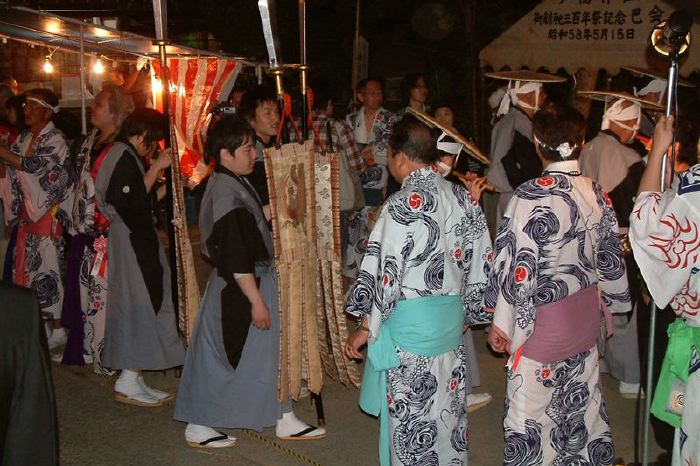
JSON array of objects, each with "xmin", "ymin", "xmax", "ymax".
[{"xmin": 480, "ymin": 0, "xmax": 700, "ymax": 74}]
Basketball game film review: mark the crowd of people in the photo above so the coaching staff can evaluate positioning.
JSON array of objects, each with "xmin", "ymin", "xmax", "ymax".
[{"xmin": 1, "ymin": 64, "xmax": 699, "ymax": 466}]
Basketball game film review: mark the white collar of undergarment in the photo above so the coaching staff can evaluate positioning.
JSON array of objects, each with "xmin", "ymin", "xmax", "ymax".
[
  {"xmin": 496, "ymin": 81, "xmax": 543, "ymax": 116},
  {"xmin": 353, "ymin": 106, "xmax": 383, "ymax": 144}
]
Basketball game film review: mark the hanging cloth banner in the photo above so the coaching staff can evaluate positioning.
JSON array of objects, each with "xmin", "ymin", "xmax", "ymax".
[
  {"xmin": 264, "ymin": 140, "xmax": 324, "ymax": 400},
  {"xmin": 151, "ymin": 58, "xmax": 240, "ymax": 184}
]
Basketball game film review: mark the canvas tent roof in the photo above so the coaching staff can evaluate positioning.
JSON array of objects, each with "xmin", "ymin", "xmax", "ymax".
[
  {"xmin": 0, "ymin": 3, "xmax": 261, "ymax": 66},
  {"xmin": 480, "ymin": 0, "xmax": 700, "ymax": 74}
]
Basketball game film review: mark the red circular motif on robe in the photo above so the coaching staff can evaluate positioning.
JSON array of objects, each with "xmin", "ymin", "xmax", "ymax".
[
  {"xmin": 541, "ymin": 368, "xmax": 551, "ymax": 379},
  {"xmin": 449, "ymin": 379, "xmax": 458, "ymax": 391},
  {"xmin": 383, "ymin": 275, "xmax": 389, "ymax": 286},
  {"xmin": 409, "ymin": 192, "xmax": 423, "ymax": 209},
  {"xmin": 514, "ymin": 266, "xmax": 528, "ymax": 283},
  {"xmin": 536, "ymin": 176, "xmax": 555, "ymax": 187},
  {"xmin": 454, "ymin": 248, "xmax": 462, "ymax": 260},
  {"xmin": 486, "ymin": 251, "xmax": 494, "ymax": 262},
  {"xmin": 603, "ymin": 192, "xmax": 613, "ymax": 206}
]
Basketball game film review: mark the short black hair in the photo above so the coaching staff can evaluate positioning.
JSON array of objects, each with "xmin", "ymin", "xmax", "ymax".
[
  {"xmin": 356, "ymin": 77, "xmax": 384, "ymax": 93},
  {"xmin": 204, "ymin": 115, "xmax": 256, "ymax": 165},
  {"xmin": 5, "ymin": 94, "xmax": 26, "ymax": 129},
  {"xmin": 53, "ymin": 110, "xmax": 81, "ymax": 140},
  {"xmin": 401, "ymin": 73, "xmax": 426, "ymax": 103},
  {"xmin": 237, "ymin": 85, "xmax": 277, "ymax": 122},
  {"xmin": 431, "ymin": 99, "xmax": 454, "ymax": 116},
  {"xmin": 676, "ymin": 118, "xmax": 699, "ymax": 167},
  {"xmin": 120, "ymin": 108, "xmax": 167, "ymax": 147},
  {"xmin": 26, "ymin": 88, "xmax": 59, "ymax": 109},
  {"xmin": 310, "ymin": 80, "xmax": 332, "ymax": 111},
  {"xmin": 388, "ymin": 115, "xmax": 437, "ymax": 165},
  {"xmin": 532, "ymin": 103, "xmax": 586, "ymax": 162}
]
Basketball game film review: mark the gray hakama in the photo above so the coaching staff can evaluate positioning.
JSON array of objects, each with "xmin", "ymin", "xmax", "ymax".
[
  {"xmin": 174, "ymin": 169, "xmax": 290, "ymax": 430},
  {"xmin": 94, "ymin": 142, "xmax": 185, "ymax": 370}
]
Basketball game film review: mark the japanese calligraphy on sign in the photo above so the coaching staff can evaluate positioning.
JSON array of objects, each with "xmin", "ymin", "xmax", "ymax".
[{"xmin": 533, "ymin": 0, "xmax": 665, "ymax": 42}]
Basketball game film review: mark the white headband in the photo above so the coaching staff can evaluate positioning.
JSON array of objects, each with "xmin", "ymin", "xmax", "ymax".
[
  {"xmin": 533, "ymin": 134, "xmax": 578, "ymax": 159},
  {"xmin": 496, "ymin": 81, "xmax": 543, "ymax": 116},
  {"xmin": 635, "ymin": 78, "xmax": 667, "ymax": 105},
  {"xmin": 27, "ymin": 96, "xmax": 59, "ymax": 114},
  {"xmin": 436, "ymin": 132, "xmax": 463, "ymax": 155},
  {"xmin": 601, "ymin": 99, "xmax": 641, "ymax": 131}
]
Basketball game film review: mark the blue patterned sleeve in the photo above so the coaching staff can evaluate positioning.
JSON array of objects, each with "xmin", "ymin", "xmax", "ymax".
[
  {"xmin": 344, "ymin": 196, "xmax": 413, "ymax": 324},
  {"xmin": 486, "ymin": 192, "xmax": 541, "ymax": 349}
]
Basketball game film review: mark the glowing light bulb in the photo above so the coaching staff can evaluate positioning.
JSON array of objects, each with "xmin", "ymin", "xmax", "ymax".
[
  {"xmin": 93, "ymin": 57, "xmax": 105, "ymax": 74},
  {"xmin": 43, "ymin": 57, "xmax": 54, "ymax": 73}
]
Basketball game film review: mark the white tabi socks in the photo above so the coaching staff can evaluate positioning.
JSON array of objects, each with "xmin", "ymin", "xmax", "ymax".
[
  {"xmin": 185, "ymin": 424, "xmax": 236, "ymax": 449},
  {"xmin": 275, "ymin": 411, "xmax": 326, "ymax": 440},
  {"xmin": 137, "ymin": 375, "xmax": 174, "ymax": 403},
  {"xmin": 114, "ymin": 370, "xmax": 160, "ymax": 407}
]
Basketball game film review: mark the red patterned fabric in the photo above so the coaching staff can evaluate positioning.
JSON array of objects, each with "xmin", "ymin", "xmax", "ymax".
[{"xmin": 151, "ymin": 58, "xmax": 240, "ymax": 184}]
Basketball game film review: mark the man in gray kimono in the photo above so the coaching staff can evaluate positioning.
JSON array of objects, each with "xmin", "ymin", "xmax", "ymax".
[{"xmin": 579, "ymin": 91, "xmax": 661, "ymax": 398}]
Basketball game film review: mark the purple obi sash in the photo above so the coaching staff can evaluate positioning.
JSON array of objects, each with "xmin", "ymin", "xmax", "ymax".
[{"xmin": 519, "ymin": 285, "xmax": 613, "ymax": 364}]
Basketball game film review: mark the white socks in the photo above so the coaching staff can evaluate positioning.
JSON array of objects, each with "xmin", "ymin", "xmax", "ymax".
[
  {"xmin": 137, "ymin": 375, "xmax": 173, "ymax": 402},
  {"xmin": 114, "ymin": 370, "xmax": 159, "ymax": 406},
  {"xmin": 47, "ymin": 327, "xmax": 67, "ymax": 350},
  {"xmin": 275, "ymin": 411, "xmax": 326, "ymax": 437},
  {"xmin": 185, "ymin": 424, "xmax": 236, "ymax": 448}
]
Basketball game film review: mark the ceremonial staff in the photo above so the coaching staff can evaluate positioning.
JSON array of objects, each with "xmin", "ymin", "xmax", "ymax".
[
  {"xmin": 152, "ymin": 0, "xmax": 200, "ymax": 343},
  {"xmin": 640, "ymin": 11, "xmax": 692, "ymax": 466},
  {"xmin": 258, "ymin": 0, "xmax": 326, "ymax": 427},
  {"xmin": 298, "ymin": 0, "xmax": 309, "ymax": 140}
]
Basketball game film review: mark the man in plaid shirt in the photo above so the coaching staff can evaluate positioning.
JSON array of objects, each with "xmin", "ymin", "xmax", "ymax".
[{"xmin": 291, "ymin": 91, "xmax": 364, "ymax": 176}]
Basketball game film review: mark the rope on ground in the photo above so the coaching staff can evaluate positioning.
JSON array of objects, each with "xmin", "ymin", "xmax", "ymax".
[{"xmin": 242, "ymin": 430, "xmax": 325, "ymax": 466}]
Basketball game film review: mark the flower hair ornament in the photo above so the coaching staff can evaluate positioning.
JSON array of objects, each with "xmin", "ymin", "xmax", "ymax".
[{"xmin": 533, "ymin": 134, "xmax": 578, "ymax": 159}]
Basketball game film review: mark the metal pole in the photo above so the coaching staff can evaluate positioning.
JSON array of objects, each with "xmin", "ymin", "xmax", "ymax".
[
  {"xmin": 642, "ymin": 51, "xmax": 680, "ymax": 466},
  {"xmin": 298, "ymin": 0, "xmax": 308, "ymax": 140},
  {"xmin": 79, "ymin": 25, "xmax": 87, "ymax": 135},
  {"xmin": 351, "ymin": 0, "xmax": 361, "ymax": 102}
]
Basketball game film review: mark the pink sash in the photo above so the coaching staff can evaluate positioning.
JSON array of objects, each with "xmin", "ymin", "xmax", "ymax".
[{"xmin": 518, "ymin": 285, "xmax": 613, "ymax": 365}]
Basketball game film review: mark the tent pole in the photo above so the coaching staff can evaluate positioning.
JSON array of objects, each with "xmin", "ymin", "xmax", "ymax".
[{"xmin": 79, "ymin": 25, "xmax": 87, "ymax": 134}]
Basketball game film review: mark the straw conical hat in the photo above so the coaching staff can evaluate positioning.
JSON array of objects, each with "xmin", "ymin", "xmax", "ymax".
[
  {"xmin": 406, "ymin": 107, "xmax": 490, "ymax": 166},
  {"xmin": 621, "ymin": 66, "xmax": 695, "ymax": 88},
  {"xmin": 484, "ymin": 70, "xmax": 567, "ymax": 83},
  {"xmin": 577, "ymin": 90, "xmax": 664, "ymax": 111}
]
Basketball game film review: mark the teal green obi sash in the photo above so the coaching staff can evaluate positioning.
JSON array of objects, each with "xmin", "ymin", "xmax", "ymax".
[
  {"xmin": 359, "ymin": 295, "xmax": 463, "ymax": 466},
  {"xmin": 652, "ymin": 318, "xmax": 700, "ymax": 428}
]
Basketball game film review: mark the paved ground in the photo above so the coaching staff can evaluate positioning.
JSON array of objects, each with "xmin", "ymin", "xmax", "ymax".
[
  {"xmin": 53, "ymin": 226, "xmax": 663, "ymax": 465},
  {"xmin": 53, "ymin": 329, "xmax": 661, "ymax": 466}
]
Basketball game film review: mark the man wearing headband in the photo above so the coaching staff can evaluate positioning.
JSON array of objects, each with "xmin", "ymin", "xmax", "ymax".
[
  {"xmin": 0, "ymin": 88, "xmax": 73, "ymax": 350},
  {"xmin": 345, "ymin": 117, "xmax": 492, "ymax": 465},
  {"xmin": 485, "ymin": 104, "xmax": 631, "ymax": 464},
  {"xmin": 579, "ymin": 93, "xmax": 651, "ymax": 399},
  {"xmin": 484, "ymin": 71, "xmax": 566, "ymax": 223}
]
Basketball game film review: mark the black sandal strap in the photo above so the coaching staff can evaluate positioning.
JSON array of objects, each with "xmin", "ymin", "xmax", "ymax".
[
  {"xmin": 199, "ymin": 434, "xmax": 229, "ymax": 445},
  {"xmin": 290, "ymin": 426, "xmax": 319, "ymax": 438}
]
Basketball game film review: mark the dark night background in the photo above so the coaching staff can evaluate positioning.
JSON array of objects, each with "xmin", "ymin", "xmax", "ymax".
[
  {"xmin": 3, "ymin": 0, "xmax": 545, "ymax": 135},
  {"xmin": 4, "ymin": 0, "xmax": 699, "ymax": 143}
]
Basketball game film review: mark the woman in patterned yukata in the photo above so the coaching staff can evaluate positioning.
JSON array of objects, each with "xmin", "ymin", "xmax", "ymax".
[
  {"xmin": 94, "ymin": 108, "xmax": 184, "ymax": 407},
  {"xmin": 484, "ymin": 104, "xmax": 632, "ymax": 465},
  {"xmin": 174, "ymin": 116, "xmax": 325, "ymax": 448},
  {"xmin": 345, "ymin": 116, "xmax": 493, "ymax": 466},
  {"xmin": 61, "ymin": 85, "xmax": 136, "ymax": 374},
  {"xmin": 0, "ymin": 89, "xmax": 73, "ymax": 349},
  {"xmin": 630, "ymin": 116, "xmax": 700, "ymax": 466}
]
